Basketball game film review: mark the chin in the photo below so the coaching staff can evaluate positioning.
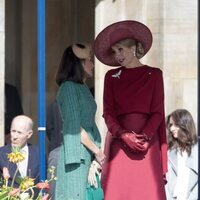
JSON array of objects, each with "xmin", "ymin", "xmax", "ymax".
[
  {"xmin": 12, "ymin": 144, "xmax": 18, "ymax": 147},
  {"xmin": 86, "ymin": 73, "xmax": 93, "ymax": 78}
]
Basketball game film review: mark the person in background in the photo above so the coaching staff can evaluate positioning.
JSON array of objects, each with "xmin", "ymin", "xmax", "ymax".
[
  {"xmin": 46, "ymin": 99, "xmax": 63, "ymax": 153},
  {"xmin": 5, "ymin": 83, "xmax": 23, "ymax": 144},
  {"xmin": 54, "ymin": 43, "xmax": 105, "ymax": 200},
  {"xmin": 94, "ymin": 20, "xmax": 167, "ymax": 200},
  {"xmin": 46, "ymin": 100, "xmax": 62, "ymax": 199},
  {"xmin": 0, "ymin": 115, "xmax": 39, "ymax": 188},
  {"xmin": 165, "ymin": 109, "xmax": 198, "ymax": 200}
]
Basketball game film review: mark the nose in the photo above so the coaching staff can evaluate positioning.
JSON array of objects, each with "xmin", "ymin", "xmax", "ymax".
[
  {"xmin": 11, "ymin": 131, "xmax": 18, "ymax": 139},
  {"xmin": 114, "ymin": 51, "xmax": 121, "ymax": 58},
  {"xmin": 170, "ymin": 125, "xmax": 175, "ymax": 132}
]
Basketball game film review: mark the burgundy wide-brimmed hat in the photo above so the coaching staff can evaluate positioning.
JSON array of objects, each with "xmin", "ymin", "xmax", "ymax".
[{"xmin": 94, "ymin": 20, "xmax": 153, "ymax": 66}]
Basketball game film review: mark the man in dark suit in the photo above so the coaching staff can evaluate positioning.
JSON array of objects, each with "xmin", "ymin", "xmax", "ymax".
[{"xmin": 0, "ymin": 115, "xmax": 39, "ymax": 188}]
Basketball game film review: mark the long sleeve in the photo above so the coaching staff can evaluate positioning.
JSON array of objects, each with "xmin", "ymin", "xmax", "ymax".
[
  {"xmin": 57, "ymin": 82, "xmax": 82, "ymax": 165},
  {"xmin": 103, "ymin": 71, "xmax": 127, "ymax": 137},
  {"xmin": 141, "ymin": 70, "xmax": 165, "ymax": 139},
  {"xmin": 141, "ymin": 70, "xmax": 167, "ymax": 175}
]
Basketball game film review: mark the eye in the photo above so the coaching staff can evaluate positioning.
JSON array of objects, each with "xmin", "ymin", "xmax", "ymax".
[
  {"xmin": 111, "ymin": 50, "xmax": 116, "ymax": 54},
  {"xmin": 168, "ymin": 123, "xmax": 172, "ymax": 128},
  {"xmin": 118, "ymin": 47, "xmax": 123, "ymax": 52}
]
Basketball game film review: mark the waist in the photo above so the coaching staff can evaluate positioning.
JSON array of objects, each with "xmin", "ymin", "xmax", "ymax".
[{"xmin": 118, "ymin": 113, "xmax": 149, "ymax": 132}]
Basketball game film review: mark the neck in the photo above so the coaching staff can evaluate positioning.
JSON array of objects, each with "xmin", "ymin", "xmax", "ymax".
[{"xmin": 126, "ymin": 58, "xmax": 143, "ymax": 68}]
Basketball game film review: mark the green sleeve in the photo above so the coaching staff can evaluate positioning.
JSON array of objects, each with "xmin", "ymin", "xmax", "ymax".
[{"xmin": 57, "ymin": 82, "xmax": 83, "ymax": 165}]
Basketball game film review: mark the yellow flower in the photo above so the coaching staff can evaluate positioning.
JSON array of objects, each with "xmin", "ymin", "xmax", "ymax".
[
  {"xmin": 19, "ymin": 177, "xmax": 35, "ymax": 191},
  {"xmin": 7, "ymin": 147, "xmax": 25, "ymax": 163}
]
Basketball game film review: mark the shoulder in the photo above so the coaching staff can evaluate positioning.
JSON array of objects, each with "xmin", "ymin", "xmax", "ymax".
[
  {"xmin": 57, "ymin": 81, "xmax": 78, "ymax": 97},
  {"xmin": 146, "ymin": 66, "xmax": 163, "ymax": 75},
  {"xmin": 59, "ymin": 81, "xmax": 76, "ymax": 89},
  {"xmin": 145, "ymin": 66, "xmax": 164, "ymax": 82},
  {"xmin": 28, "ymin": 144, "xmax": 39, "ymax": 153},
  {"xmin": 191, "ymin": 143, "xmax": 198, "ymax": 157},
  {"xmin": 5, "ymin": 83, "xmax": 18, "ymax": 92},
  {"xmin": 59, "ymin": 81, "xmax": 83, "ymax": 90},
  {"xmin": 0, "ymin": 144, "xmax": 11, "ymax": 153}
]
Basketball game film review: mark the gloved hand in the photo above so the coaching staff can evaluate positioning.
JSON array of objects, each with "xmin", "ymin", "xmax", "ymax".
[
  {"xmin": 140, "ymin": 132, "xmax": 150, "ymax": 151},
  {"xmin": 87, "ymin": 160, "xmax": 102, "ymax": 188},
  {"xmin": 121, "ymin": 132, "xmax": 148, "ymax": 153}
]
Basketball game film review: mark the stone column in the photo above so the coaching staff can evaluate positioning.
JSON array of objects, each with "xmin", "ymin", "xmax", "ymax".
[
  {"xmin": 162, "ymin": 0, "xmax": 197, "ymax": 125},
  {"xmin": 0, "ymin": 0, "xmax": 5, "ymax": 147}
]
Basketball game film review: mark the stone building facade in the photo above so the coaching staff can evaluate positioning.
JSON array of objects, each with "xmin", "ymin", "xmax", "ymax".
[{"xmin": 0, "ymin": 0, "xmax": 197, "ymax": 147}]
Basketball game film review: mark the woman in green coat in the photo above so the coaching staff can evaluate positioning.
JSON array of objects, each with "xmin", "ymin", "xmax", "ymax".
[{"xmin": 55, "ymin": 43, "xmax": 105, "ymax": 200}]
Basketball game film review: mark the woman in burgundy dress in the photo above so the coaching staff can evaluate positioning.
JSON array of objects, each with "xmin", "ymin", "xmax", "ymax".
[{"xmin": 94, "ymin": 20, "xmax": 167, "ymax": 200}]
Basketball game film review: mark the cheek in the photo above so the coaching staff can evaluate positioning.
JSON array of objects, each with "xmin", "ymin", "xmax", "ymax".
[
  {"xmin": 172, "ymin": 132, "xmax": 178, "ymax": 138},
  {"xmin": 20, "ymin": 136, "xmax": 27, "ymax": 142},
  {"xmin": 125, "ymin": 52, "xmax": 134, "ymax": 60},
  {"xmin": 87, "ymin": 64, "xmax": 93, "ymax": 71}
]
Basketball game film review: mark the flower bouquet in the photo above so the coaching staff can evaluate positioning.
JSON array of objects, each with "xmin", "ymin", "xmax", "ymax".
[{"xmin": 0, "ymin": 147, "xmax": 56, "ymax": 200}]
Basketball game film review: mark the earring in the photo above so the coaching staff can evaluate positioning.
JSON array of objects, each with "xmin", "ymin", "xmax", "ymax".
[{"xmin": 133, "ymin": 51, "xmax": 136, "ymax": 57}]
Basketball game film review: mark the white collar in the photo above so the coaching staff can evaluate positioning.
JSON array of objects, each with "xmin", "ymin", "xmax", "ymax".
[{"xmin": 20, "ymin": 144, "xmax": 28, "ymax": 154}]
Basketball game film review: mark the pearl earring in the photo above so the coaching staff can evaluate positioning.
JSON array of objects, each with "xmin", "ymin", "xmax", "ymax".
[{"xmin": 133, "ymin": 51, "xmax": 136, "ymax": 57}]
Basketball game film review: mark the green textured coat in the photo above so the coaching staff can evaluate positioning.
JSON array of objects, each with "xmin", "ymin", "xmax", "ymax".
[{"xmin": 55, "ymin": 81, "xmax": 101, "ymax": 200}]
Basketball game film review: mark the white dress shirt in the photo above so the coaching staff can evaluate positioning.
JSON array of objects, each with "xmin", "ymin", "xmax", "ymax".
[{"xmin": 18, "ymin": 144, "xmax": 29, "ymax": 178}]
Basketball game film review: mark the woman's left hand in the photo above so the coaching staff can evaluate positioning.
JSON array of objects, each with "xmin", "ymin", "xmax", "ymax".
[
  {"xmin": 95, "ymin": 149, "xmax": 106, "ymax": 165},
  {"xmin": 88, "ymin": 160, "xmax": 102, "ymax": 188}
]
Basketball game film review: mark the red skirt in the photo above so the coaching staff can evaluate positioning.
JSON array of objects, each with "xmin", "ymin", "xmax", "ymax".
[{"xmin": 102, "ymin": 113, "xmax": 166, "ymax": 200}]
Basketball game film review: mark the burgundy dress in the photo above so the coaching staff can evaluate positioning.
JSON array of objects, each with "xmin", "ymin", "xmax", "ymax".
[{"xmin": 102, "ymin": 65, "xmax": 167, "ymax": 200}]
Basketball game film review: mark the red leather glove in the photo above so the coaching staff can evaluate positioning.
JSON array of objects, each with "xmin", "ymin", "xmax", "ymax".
[
  {"xmin": 121, "ymin": 132, "xmax": 147, "ymax": 153},
  {"xmin": 141, "ymin": 140, "xmax": 150, "ymax": 152}
]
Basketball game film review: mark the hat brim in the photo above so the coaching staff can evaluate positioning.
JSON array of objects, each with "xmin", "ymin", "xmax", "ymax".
[{"xmin": 94, "ymin": 20, "xmax": 153, "ymax": 66}]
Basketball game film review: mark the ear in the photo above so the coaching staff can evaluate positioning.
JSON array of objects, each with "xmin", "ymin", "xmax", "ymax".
[
  {"xmin": 27, "ymin": 130, "xmax": 33, "ymax": 139},
  {"xmin": 131, "ymin": 45, "xmax": 136, "ymax": 52}
]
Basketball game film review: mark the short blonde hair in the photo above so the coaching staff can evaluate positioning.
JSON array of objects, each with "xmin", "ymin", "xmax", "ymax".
[{"xmin": 118, "ymin": 38, "xmax": 145, "ymax": 59}]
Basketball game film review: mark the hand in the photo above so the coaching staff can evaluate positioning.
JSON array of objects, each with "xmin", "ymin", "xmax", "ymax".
[
  {"xmin": 3, "ymin": 167, "xmax": 10, "ymax": 180},
  {"xmin": 141, "ymin": 140, "xmax": 150, "ymax": 152},
  {"xmin": 121, "ymin": 132, "xmax": 147, "ymax": 153},
  {"xmin": 94, "ymin": 149, "xmax": 106, "ymax": 165},
  {"xmin": 140, "ymin": 132, "xmax": 150, "ymax": 152},
  {"xmin": 42, "ymin": 194, "xmax": 50, "ymax": 200},
  {"xmin": 87, "ymin": 160, "xmax": 102, "ymax": 188}
]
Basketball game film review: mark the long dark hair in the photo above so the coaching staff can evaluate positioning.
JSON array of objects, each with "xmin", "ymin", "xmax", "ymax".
[
  {"xmin": 167, "ymin": 109, "xmax": 197, "ymax": 156},
  {"xmin": 56, "ymin": 45, "xmax": 85, "ymax": 86}
]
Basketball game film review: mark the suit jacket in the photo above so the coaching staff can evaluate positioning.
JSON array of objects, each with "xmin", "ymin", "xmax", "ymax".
[
  {"xmin": 165, "ymin": 144, "xmax": 198, "ymax": 200},
  {"xmin": 0, "ymin": 143, "xmax": 40, "ymax": 188}
]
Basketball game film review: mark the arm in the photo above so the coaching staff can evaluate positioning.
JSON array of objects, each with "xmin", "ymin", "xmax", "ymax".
[
  {"xmin": 141, "ymin": 70, "xmax": 166, "ymax": 140},
  {"xmin": 56, "ymin": 82, "xmax": 83, "ymax": 165},
  {"xmin": 103, "ymin": 71, "xmax": 127, "ymax": 137},
  {"xmin": 141, "ymin": 69, "xmax": 168, "ymax": 173},
  {"xmin": 80, "ymin": 128, "xmax": 105, "ymax": 164}
]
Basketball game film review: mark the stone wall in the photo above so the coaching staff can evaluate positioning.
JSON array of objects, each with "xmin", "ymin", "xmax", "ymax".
[
  {"xmin": 2, "ymin": 0, "xmax": 95, "ymax": 145},
  {"xmin": 0, "ymin": 0, "xmax": 5, "ymax": 146}
]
